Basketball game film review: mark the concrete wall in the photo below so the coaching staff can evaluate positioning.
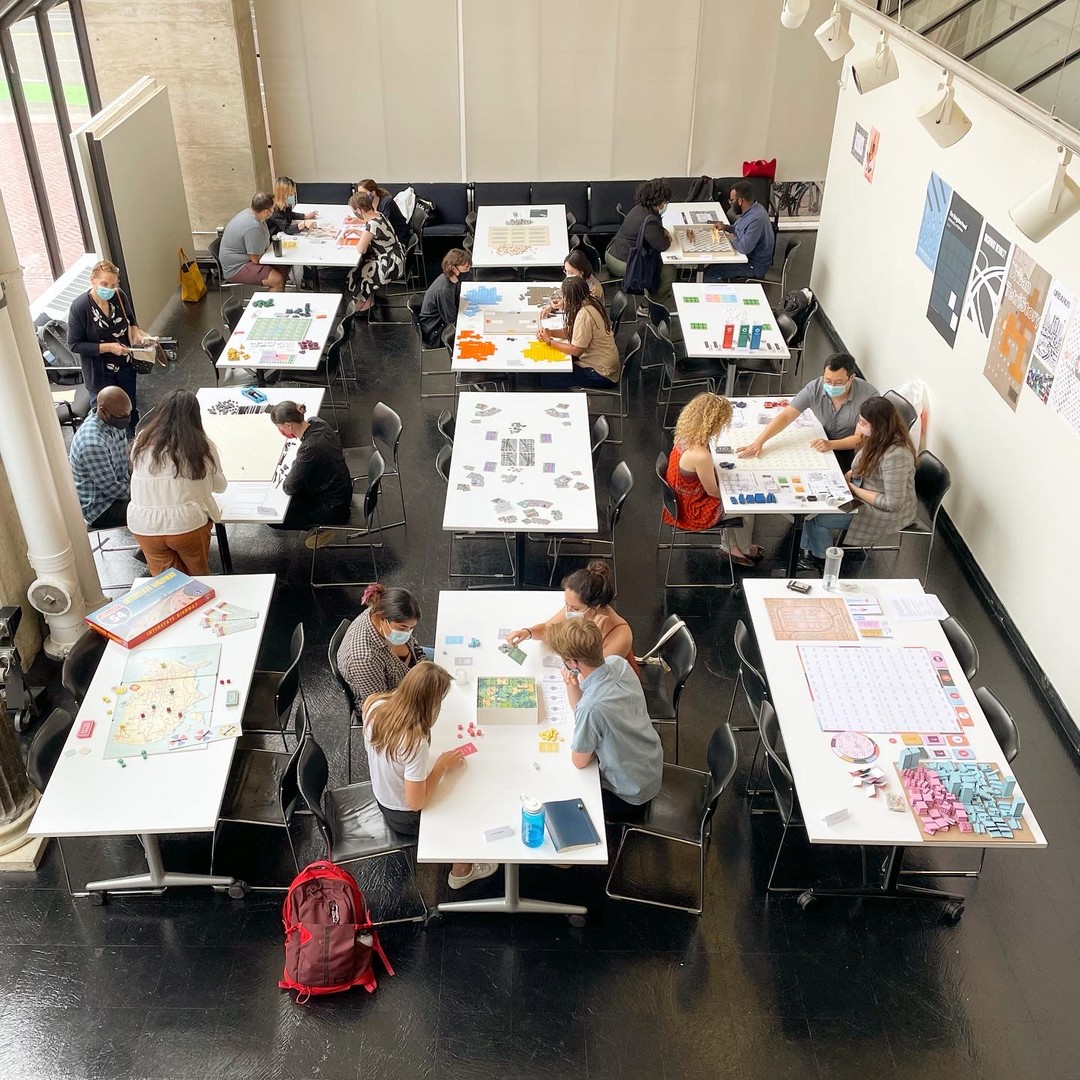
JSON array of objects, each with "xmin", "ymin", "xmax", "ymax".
[{"xmin": 0, "ymin": 460, "xmax": 42, "ymax": 664}]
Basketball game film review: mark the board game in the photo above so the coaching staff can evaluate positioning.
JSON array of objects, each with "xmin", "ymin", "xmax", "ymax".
[
  {"xmin": 676, "ymin": 285, "xmax": 789, "ymax": 358},
  {"xmin": 476, "ymin": 676, "xmax": 538, "ymax": 724},
  {"xmin": 673, "ymin": 224, "xmax": 733, "ymax": 255},
  {"xmin": 248, "ymin": 317, "xmax": 311, "ymax": 344},
  {"xmin": 86, "ymin": 570, "xmax": 216, "ymax": 648},
  {"xmin": 455, "ymin": 282, "xmax": 572, "ymax": 371},
  {"xmin": 764, "ymin": 597, "xmax": 858, "ymax": 641}
]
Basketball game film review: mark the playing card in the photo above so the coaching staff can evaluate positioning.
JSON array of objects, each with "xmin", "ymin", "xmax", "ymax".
[{"xmin": 458, "ymin": 742, "xmax": 478, "ymax": 756}]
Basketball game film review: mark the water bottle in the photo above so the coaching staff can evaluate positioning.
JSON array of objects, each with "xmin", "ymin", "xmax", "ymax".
[
  {"xmin": 521, "ymin": 798, "xmax": 545, "ymax": 848},
  {"xmin": 823, "ymin": 546, "xmax": 844, "ymax": 591},
  {"xmin": 272, "ymin": 233, "xmax": 283, "ymax": 257}
]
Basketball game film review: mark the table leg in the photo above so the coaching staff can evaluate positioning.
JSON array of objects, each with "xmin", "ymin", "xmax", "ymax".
[
  {"xmin": 436, "ymin": 862, "xmax": 587, "ymax": 917},
  {"xmin": 85, "ymin": 833, "xmax": 239, "ymax": 895},
  {"xmin": 800, "ymin": 846, "xmax": 965, "ymax": 909},
  {"xmin": 311, "ymin": 267, "xmax": 322, "ymax": 292},
  {"xmin": 515, "ymin": 532, "xmax": 526, "ymax": 588},
  {"xmin": 786, "ymin": 522, "xmax": 801, "ymax": 577},
  {"xmin": 214, "ymin": 522, "xmax": 234, "ymax": 574},
  {"xmin": 724, "ymin": 361, "xmax": 737, "ymax": 396}
]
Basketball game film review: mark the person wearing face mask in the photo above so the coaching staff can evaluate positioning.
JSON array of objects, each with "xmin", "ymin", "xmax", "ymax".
[
  {"xmin": 68, "ymin": 385, "xmax": 133, "ymax": 529},
  {"xmin": 67, "ymin": 260, "xmax": 146, "ymax": 437},
  {"xmin": 268, "ymin": 176, "xmax": 319, "ymax": 287},
  {"xmin": 337, "ymin": 583, "xmax": 432, "ymax": 710},
  {"xmin": 703, "ymin": 180, "xmax": 775, "ymax": 283},
  {"xmin": 541, "ymin": 250, "xmax": 605, "ymax": 316},
  {"xmin": 419, "ymin": 248, "xmax": 472, "ymax": 348},
  {"xmin": 605, "ymin": 178, "xmax": 677, "ymax": 310},
  {"xmin": 218, "ymin": 191, "xmax": 287, "ymax": 292},
  {"xmin": 799, "ymin": 395, "xmax": 918, "ymax": 568},
  {"xmin": 344, "ymin": 190, "xmax": 406, "ymax": 312},
  {"xmin": 736, "ymin": 352, "xmax": 878, "ymax": 472},
  {"xmin": 355, "ymin": 179, "xmax": 412, "ymax": 247},
  {"xmin": 546, "ymin": 619, "xmax": 663, "ymax": 821}
]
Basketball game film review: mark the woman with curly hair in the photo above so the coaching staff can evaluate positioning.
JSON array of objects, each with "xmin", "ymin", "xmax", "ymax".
[
  {"xmin": 604, "ymin": 177, "xmax": 677, "ymax": 309},
  {"xmin": 663, "ymin": 392, "xmax": 761, "ymax": 566}
]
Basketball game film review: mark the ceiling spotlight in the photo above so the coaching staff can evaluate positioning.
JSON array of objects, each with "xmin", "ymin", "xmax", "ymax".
[
  {"xmin": 851, "ymin": 33, "xmax": 899, "ymax": 94},
  {"xmin": 814, "ymin": 5, "xmax": 854, "ymax": 62},
  {"xmin": 780, "ymin": 0, "xmax": 810, "ymax": 29},
  {"xmin": 1010, "ymin": 146, "xmax": 1080, "ymax": 243},
  {"xmin": 916, "ymin": 78, "xmax": 971, "ymax": 147}
]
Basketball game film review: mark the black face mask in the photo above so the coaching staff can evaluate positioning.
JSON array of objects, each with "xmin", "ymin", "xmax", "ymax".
[{"xmin": 102, "ymin": 412, "xmax": 130, "ymax": 430}]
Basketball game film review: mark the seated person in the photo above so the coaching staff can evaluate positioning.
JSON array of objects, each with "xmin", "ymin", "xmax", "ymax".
[
  {"xmin": 268, "ymin": 176, "xmax": 319, "ymax": 287},
  {"xmin": 506, "ymin": 561, "xmax": 638, "ymax": 674},
  {"xmin": 703, "ymin": 180, "xmax": 775, "ymax": 283},
  {"xmin": 546, "ymin": 619, "xmax": 663, "ymax": 820},
  {"xmin": 737, "ymin": 352, "xmax": 878, "ymax": 472},
  {"xmin": 665, "ymin": 393, "xmax": 761, "ymax": 567},
  {"xmin": 218, "ymin": 192, "xmax": 286, "ymax": 292},
  {"xmin": 419, "ymin": 248, "xmax": 471, "ymax": 348},
  {"xmin": 344, "ymin": 190, "xmax": 406, "ymax": 312},
  {"xmin": 605, "ymin": 178, "xmax": 677, "ymax": 309},
  {"xmin": 537, "ymin": 277, "xmax": 620, "ymax": 389},
  {"xmin": 68, "ymin": 385, "xmax": 132, "ymax": 529},
  {"xmin": 363, "ymin": 661, "xmax": 496, "ymax": 890},
  {"xmin": 355, "ymin": 179, "xmax": 412, "ymax": 247},
  {"xmin": 269, "ymin": 401, "xmax": 353, "ymax": 547},
  {"xmin": 541, "ymin": 250, "xmax": 605, "ymax": 315},
  {"xmin": 799, "ymin": 395, "xmax": 917, "ymax": 566}
]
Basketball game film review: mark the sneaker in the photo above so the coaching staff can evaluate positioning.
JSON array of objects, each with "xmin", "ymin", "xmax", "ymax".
[
  {"xmin": 447, "ymin": 862, "xmax": 499, "ymax": 890},
  {"xmin": 304, "ymin": 530, "xmax": 335, "ymax": 550}
]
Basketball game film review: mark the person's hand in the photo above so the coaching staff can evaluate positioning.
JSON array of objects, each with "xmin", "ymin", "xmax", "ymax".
[
  {"xmin": 561, "ymin": 666, "xmax": 579, "ymax": 687},
  {"xmin": 539, "ymin": 304, "xmax": 555, "ymax": 319},
  {"xmin": 101, "ymin": 342, "xmax": 128, "ymax": 356},
  {"xmin": 305, "ymin": 210, "xmax": 318, "ymax": 219},
  {"xmin": 506, "ymin": 628, "xmax": 530, "ymax": 647},
  {"xmin": 810, "ymin": 438, "xmax": 831, "ymax": 452},
  {"xmin": 663, "ymin": 228, "xmax": 673, "ymax": 242},
  {"xmin": 438, "ymin": 749, "xmax": 466, "ymax": 772},
  {"xmin": 538, "ymin": 327, "xmax": 551, "ymax": 344},
  {"xmin": 736, "ymin": 441, "xmax": 762, "ymax": 459}
]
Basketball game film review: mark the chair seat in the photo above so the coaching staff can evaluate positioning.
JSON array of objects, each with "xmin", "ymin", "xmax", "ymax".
[
  {"xmin": 635, "ymin": 766, "xmax": 710, "ymax": 842},
  {"xmin": 326, "ymin": 782, "xmax": 416, "ymax": 861},
  {"xmin": 733, "ymin": 356, "xmax": 783, "ymax": 375},
  {"xmin": 423, "ymin": 224, "xmax": 466, "ymax": 238},
  {"xmin": 673, "ymin": 356, "xmax": 724, "ymax": 380},
  {"xmin": 638, "ymin": 664, "xmax": 676, "ymax": 720},
  {"xmin": 901, "ymin": 515, "xmax": 932, "ymax": 534},
  {"xmin": 344, "ymin": 444, "xmax": 377, "ymax": 481},
  {"xmin": 220, "ymin": 748, "xmax": 293, "ymax": 822},
  {"xmin": 241, "ymin": 671, "xmax": 284, "ymax": 733}
]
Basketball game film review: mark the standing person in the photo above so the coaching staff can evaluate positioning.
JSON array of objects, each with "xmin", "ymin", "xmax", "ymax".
[
  {"xmin": 604, "ymin": 178, "xmax": 677, "ymax": 310},
  {"xmin": 127, "ymin": 389, "xmax": 226, "ymax": 576},
  {"xmin": 68, "ymin": 385, "xmax": 132, "ymax": 528},
  {"xmin": 546, "ymin": 620, "xmax": 663, "ymax": 820},
  {"xmin": 268, "ymin": 176, "xmax": 319, "ymax": 287},
  {"xmin": 419, "ymin": 248, "xmax": 471, "ymax": 348},
  {"xmin": 218, "ymin": 192, "xmax": 286, "ymax": 292},
  {"xmin": 67, "ymin": 260, "xmax": 146, "ymax": 437},
  {"xmin": 344, "ymin": 191, "xmax": 405, "ymax": 312},
  {"xmin": 355, "ymin": 179, "xmax": 412, "ymax": 246},
  {"xmin": 703, "ymin": 180, "xmax": 775, "ymax": 283},
  {"xmin": 536, "ymin": 277, "xmax": 620, "ymax": 389},
  {"xmin": 268, "ymin": 400, "xmax": 353, "ymax": 547},
  {"xmin": 362, "ymin": 661, "xmax": 496, "ymax": 889}
]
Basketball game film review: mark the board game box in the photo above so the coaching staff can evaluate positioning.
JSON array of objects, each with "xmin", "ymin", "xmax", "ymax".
[
  {"xmin": 85, "ymin": 569, "xmax": 216, "ymax": 648},
  {"xmin": 476, "ymin": 676, "xmax": 538, "ymax": 725}
]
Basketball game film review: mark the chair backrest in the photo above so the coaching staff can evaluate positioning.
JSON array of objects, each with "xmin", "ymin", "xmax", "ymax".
[
  {"xmin": 577, "ymin": 236, "xmax": 602, "ymax": 275},
  {"xmin": 324, "ymin": 326, "xmax": 346, "ymax": 375},
  {"xmin": 608, "ymin": 461, "xmax": 634, "ymax": 529},
  {"xmin": 409, "ymin": 204, "xmax": 429, "ymax": 236},
  {"xmin": 940, "ymin": 616, "xmax": 979, "ymax": 681},
  {"xmin": 435, "ymin": 443, "xmax": 452, "ymax": 484},
  {"xmin": 437, "ymin": 409, "xmax": 455, "ymax": 446},
  {"xmin": 26, "ymin": 707, "xmax": 75, "ymax": 792},
  {"xmin": 371, "ymin": 402, "xmax": 403, "ymax": 464},
  {"xmin": 296, "ymin": 732, "xmax": 334, "ymax": 852},
  {"xmin": 701, "ymin": 723, "xmax": 739, "ymax": 834},
  {"xmin": 645, "ymin": 295, "xmax": 671, "ymax": 329},
  {"xmin": 778, "ymin": 239, "xmax": 801, "ymax": 293},
  {"xmin": 474, "ymin": 181, "xmax": 531, "ymax": 207},
  {"xmin": 914, "ymin": 451, "xmax": 951, "ymax": 521},
  {"xmin": 587, "ymin": 180, "xmax": 642, "ymax": 230},
  {"xmin": 221, "ymin": 292, "xmax": 244, "ymax": 332},
  {"xmin": 201, "ymin": 328, "xmax": 225, "ymax": 364},
  {"xmin": 609, "ymin": 290, "xmax": 629, "ymax": 335},
  {"xmin": 975, "ymin": 686, "xmax": 1020, "ymax": 763},
  {"xmin": 441, "ymin": 324, "xmax": 456, "ymax": 354},
  {"xmin": 884, "ymin": 389, "xmax": 918, "ymax": 432},
  {"xmin": 62, "ymin": 628, "xmax": 107, "ymax": 704},
  {"xmin": 464, "ymin": 210, "xmax": 477, "ymax": 236},
  {"xmin": 364, "ymin": 449, "xmax": 386, "ymax": 524},
  {"xmin": 274, "ymin": 622, "xmax": 306, "ymax": 721},
  {"xmin": 208, "ymin": 235, "xmax": 224, "ymax": 274},
  {"xmin": 651, "ymin": 322, "xmax": 679, "ymax": 382},
  {"xmin": 590, "ymin": 414, "xmax": 609, "ymax": 462},
  {"xmin": 655, "ymin": 450, "xmax": 678, "ymax": 523},
  {"xmin": 278, "ymin": 699, "xmax": 310, "ymax": 818},
  {"xmin": 622, "ymin": 331, "xmax": 643, "ymax": 382},
  {"xmin": 328, "ymin": 618, "xmax": 358, "ymax": 720},
  {"xmin": 776, "ymin": 312, "xmax": 799, "ymax": 347},
  {"xmin": 758, "ymin": 701, "xmax": 796, "ymax": 823},
  {"xmin": 733, "ymin": 620, "xmax": 769, "ymax": 715},
  {"xmin": 659, "ymin": 619, "xmax": 697, "ymax": 711}
]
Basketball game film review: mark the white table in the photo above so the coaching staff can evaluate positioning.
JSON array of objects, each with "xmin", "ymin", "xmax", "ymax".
[
  {"xmin": 216, "ymin": 291, "xmax": 341, "ymax": 383},
  {"xmin": 452, "ymin": 280, "xmax": 572, "ymax": 376},
  {"xmin": 673, "ymin": 282, "xmax": 790, "ymax": 396},
  {"xmin": 29, "ymin": 574, "xmax": 276, "ymax": 897},
  {"xmin": 661, "ymin": 203, "xmax": 748, "ymax": 273},
  {"xmin": 471, "ymin": 204, "xmax": 569, "ymax": 268},
  {"xmin": 442, "ymin": 393, "xmax": 598, "ymax": 587},
  {"xmin": 258, "ymin": 203, "xmax": 360, "ymax": 271},
  {"xmin": 744, "ymin": 578, "xmax": 1046, "ymax": 909},
  {"xmin": 418, "ymin": 591, "xmax": 606, "ymax": 919}
]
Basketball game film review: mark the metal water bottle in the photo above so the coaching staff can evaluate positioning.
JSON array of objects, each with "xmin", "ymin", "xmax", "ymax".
[{"xmin": 521, "ymin": 798, "xmax": 545, "ymax": 848}]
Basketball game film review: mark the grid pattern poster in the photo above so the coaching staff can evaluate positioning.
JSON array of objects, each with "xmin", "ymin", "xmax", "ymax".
[
  {"xmin": 1047, "ymin": 312, "xmax": 1080, "ymax": 438},
  {"xmin": 1025, "ymin": 281, "xmax": 1074, "ymax": 404},
  {"xmin": 926, "ymin": 193, "xmax": 982, "ymax": 348},
  {"xmin": 963, "ymin": 222, "xmax": 1011, "ymax": 339},
  {"xmin": 915, "ymin": 172, "xmax": 952, "ymax": 270}
]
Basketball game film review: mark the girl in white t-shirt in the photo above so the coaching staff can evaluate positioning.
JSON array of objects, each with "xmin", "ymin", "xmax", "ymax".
[{"xmin": 363, "ymin": 662, "xmax": 497, "ymax": 891}]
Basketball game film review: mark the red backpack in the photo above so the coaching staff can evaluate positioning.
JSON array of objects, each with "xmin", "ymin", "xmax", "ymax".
[{"xmin": 278, "ymin": 861, "xmax": 393, "ymax": 1001}]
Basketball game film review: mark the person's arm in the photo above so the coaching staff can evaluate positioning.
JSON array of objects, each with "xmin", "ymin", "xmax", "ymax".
[
  {"xmin": 570, "ymin": 706, "xmax": 598, "ymax": 770},
  {"xmin": 683, "ymin": 445, "xmax": 721, "ymax": 498},
  {"xmin": 825, "ymin": 430, "xmax": 866, "ymax": 453},
  {"xmin": 736, "ymin": 405, "xmax": 800, "ymax": 457},
  {"xmin": 601, "ymin": 621, "xmax": 632, "ymax": 661},
  {"xmin": 245, "ymin": 223, "xmax": 269, "ymax": 263},
  {"xmin": 851, "ymin": 447, "xmax": 914, "ymax": 512},
  {"xmin": 403, "ymin": 745, "xmax": 464, "ymax": 810},
  {"xmin": 281, "ymin": 439, "xmax": 311, "ymax": 496},
  {"xmin": 354, "ymin": 227, "xmax": 375, "ymax": 256},
  {"xmin": 507, "ymin": 610, "xmax": 562, "ymax": 647},
  {"xmin": 643, "ymin": 214, "xmax": 672, "ymax": 252},
  {"xmin": 435, "ymin": 279, "xmax": 459, "ymax": 329},
  {"xmin": 732, "ymin": 208, "xmax": 766, "ymax": 257},
  {"xmin": 209, "ymin": 447, "xmax": 227, "ymax": 494}
]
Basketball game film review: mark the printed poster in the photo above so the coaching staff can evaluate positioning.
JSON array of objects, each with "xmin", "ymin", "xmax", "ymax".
[
  {"xmin": 1047, "ymin": 313, "xmax": 1080, "ymax": 439},
  {"xmin": 926, "ymin": 192, "xmax": 982, "ymax": 348},
  {"xmin": 863, "ymin": 128, "xmax": 880, "ymax": 184},
  {"xmin": 983, "ymin": 247, "xmax": 1050, "ymax": 411},
  {"xmin": 915, "ymin": 173, "xmax": 953, "ymax": 271},
  {"xmin": 963, "ymin": 222, "xmax": 1011, "ymax": 339},
  {"xmin": 851, "ymin": 123, "xmax": 868, "ymax": 164},
  {"xmin": 1025, "ymin": 281, "xmax": 1074, "ymax": 403}
]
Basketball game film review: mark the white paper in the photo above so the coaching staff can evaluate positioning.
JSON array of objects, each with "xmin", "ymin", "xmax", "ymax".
[{"xmin": 889, "ymin": 594, "xmax": 949, "ymax": 622}]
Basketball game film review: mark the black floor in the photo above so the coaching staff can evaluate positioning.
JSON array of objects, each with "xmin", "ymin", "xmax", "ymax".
[{"xmin": 5, "ymin": 284, "xmax": 1080, "ymax": 1079}]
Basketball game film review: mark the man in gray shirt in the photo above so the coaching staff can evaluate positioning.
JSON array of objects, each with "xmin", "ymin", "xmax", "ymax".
[
  {"xmin": 737, "ymin": 352, "xmax": 878, "ymax": 471},
  {"xmin": 218, "ymin": 192, "xmax": 285, "ymax": 291},
  {"xmin": 547, "ymin": 620, "xmax": 663, "ymax": 819}
]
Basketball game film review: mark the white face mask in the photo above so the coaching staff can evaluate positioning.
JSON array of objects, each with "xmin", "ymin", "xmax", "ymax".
[{"xmin": 565, "ymin": 607, "xmax": 585, "ymax": 619}]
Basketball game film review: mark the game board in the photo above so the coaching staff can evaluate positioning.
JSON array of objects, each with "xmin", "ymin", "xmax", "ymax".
[
  {"xmin": 483, "ymin": 310, "xmax": 540, "ymax": 336},
  {"xmin": 673, "ymin": 225, "xmax": 733, "ymax": 255},
  {"xmin": 677, "ymin": 286, "xmax": 789, "ymax": 357},
  {"xmin": 764, "ymin": 597, "xmax": 858, "ymax": 642},
  {"xmin": 248, "ymin": 317, "xmax": 311, "ymax": 344},
  {"xmin": 487, "ymin": 224, "xmax": 550, "ymax": 255},
  {"xmin": 454, "ymin": 281, "xmax": 572, "ymax": 371},
  {"xmin": 476, "ymin": 676, "xmax": 538, "ymax": 724}
]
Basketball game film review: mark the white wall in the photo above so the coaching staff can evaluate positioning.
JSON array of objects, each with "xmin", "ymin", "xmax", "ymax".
[{"xmin": 812, "ymin": 14, "xmax": 1080, "ymax": 719}]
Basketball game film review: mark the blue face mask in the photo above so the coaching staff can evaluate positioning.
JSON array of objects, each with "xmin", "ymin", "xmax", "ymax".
[
  {"xmin": 286, "ymin": 194, "xmax": 296, "ymax": 207},
  {"xmin": 823, "ymin": 379, "xmax": 849, "ymax": 398},
  {"xmin": 95, "ymin": 285, "xmax": 116, "ymax": 301},
  {"xmin": 386, "ymin": 627, "xmax": 412, "ymax": 646}
]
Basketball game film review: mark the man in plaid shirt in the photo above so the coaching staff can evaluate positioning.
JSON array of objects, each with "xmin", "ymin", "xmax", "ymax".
[{"xmin": 68, "ymin": 386, "xmax": 132, "ymax": 528}]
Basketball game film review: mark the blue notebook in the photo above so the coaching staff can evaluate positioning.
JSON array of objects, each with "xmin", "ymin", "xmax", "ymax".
[{"xmin": 543, "ymin": 798, "xmax": 601, "ymax": 853}]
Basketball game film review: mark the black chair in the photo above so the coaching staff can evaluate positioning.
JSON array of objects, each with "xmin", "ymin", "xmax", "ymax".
[
  {"xmin": 572, "ymin": 236, "xmax": 603, "ymax": 277},
  {"xmin": 297, "ymin": 735, "xmax": 428, "ymax": 927},
  {"xmin": 406, "ymin": 204, "xmax": 430, "ymax": 289},
  {"xmin": 211, "ymin": 700, "xmax": 309, "ymax": 889},
  {"xmin": 54, "ymin": 385, "xmax": 91, "ymax": 431},
  {"xmin": 310, "ymin": 451, "xmax": 385, "ymax": 589},
  {"xmin": 408, "ymin": 294, "xmax": 454, "ymax": 399},
  {"xmin": 328, "ymin": 618, "xmax": 363, "ymax": 783},
  {"xmin": 634, "ymin": 614, "xmax": 695, "ymax": 765},
  {"xmin": 941, "ymin": 616, "xmax": 979, "ymax": 681},
  {"xmin": 609, "ymin": 290, "xmax": 630, "ymax": 335},
  {"xmin": 758, "ymin": 701, "xmax": 810, "ymax": 895},
  {"xmin": 241, "ymin": 622, "xmax": 304, "ymax": 751},
  {"xmin": 221, "ymin": 292, "xmax": 245, "ymax": 334},
  {"xmin": 653, "ymin": 322, "xmax": 719, "ymax": 429},
  {"xmin": 590, "ymin": 414, "xmax": 609, "ymax": 465},
  {"xmin": 746, "ymin": 237, "xmax": 801, "ymax": 300},
  {"xmin": 531, "ymin": 182, "xmax": 589, "ymax": 233},
  {"xmin": 436, "ymin": 409, "xmax": 455, "ymax": 446},
  {"xmin": 573, "ymin": 328, "xmax": 638, "ymax": 445},
  {"xmin": 729, "ymin": 321, "xmax": 787, "ymax": 396},
  {"xmin": 587, "ymin": 180, "xmax": 642, "ymax": 237},
  {"xmin": 473, "ymin": 182, "xmax": 532, "ymax": 208},
  {"xmin": 885, "ymin": 389, "xmax": 918, "ymax": 433},
  {"xmin": 344, "ymin": 402, "xmax": 406, "ymax": 530},
  {"xmin": 605, "ymin": 723, "xmax": 738, "ymax": 914},
  {"xmin": 726, "ymin": 621, "xmax": 773, "ymax": 810},
  {"xmin": 27, "ymin": 707, "xmax": 76, "ymax": 894},
  {"xmin": 201, "ymin": 329, "xmax": 225, "ymax": 387},
  {"xmin": 283, "ymin": 322, "xmax": 350, "ymax": 414},
  {"xmin": 62, "ymin": 628, "xmax": 107, "ymax": 705},
  {"xmin": 411, "ymin": 182, "xmax": 469, "ymax": 238}
]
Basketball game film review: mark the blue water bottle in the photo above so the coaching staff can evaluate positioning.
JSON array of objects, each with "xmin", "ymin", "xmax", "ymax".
[{"xmin": 521, "ymin": 798, "xmax": 546, "ymax": 848}]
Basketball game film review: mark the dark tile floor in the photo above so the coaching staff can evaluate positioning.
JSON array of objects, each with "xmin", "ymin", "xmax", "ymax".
[{"xmin": 5, "ymin": 282, "xmax": 1080, "ymax": 1079}]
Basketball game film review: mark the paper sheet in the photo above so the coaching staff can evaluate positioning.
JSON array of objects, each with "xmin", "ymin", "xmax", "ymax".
[{"xmin": 888, "ymin": 594, "xmax": 949, "ymax": 622}]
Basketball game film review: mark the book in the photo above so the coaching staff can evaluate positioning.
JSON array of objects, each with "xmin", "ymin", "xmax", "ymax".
[
  {"xmin": 85, "ymin": 569, "xmax": 216, "ymax": 648},
  {"xmin": 475, "ymin": 675, "xmax": 538, "ymax": 725},
  {"xmin": 542, "ymin": 798, "xmax": 602, "ymax": 853}
]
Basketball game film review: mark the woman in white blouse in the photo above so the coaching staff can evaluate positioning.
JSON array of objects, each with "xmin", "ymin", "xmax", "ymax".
[{"xmin": 127, "ymin": 389, "xmax": 226, "ymax": 576}]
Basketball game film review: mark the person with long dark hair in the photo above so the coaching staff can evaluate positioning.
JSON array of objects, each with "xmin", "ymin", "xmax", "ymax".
[
  {"xmin": 127, "ymin": 389, "xmax": 226, "ymax": 575},
  {"xmin": 799, "ymin": 395, "xmax": 918, "ymax": 566},
  {"xmin": 536, "ymin": 276, "xmax": 620, "ymax": 389},
  {"xmin": 355, "ymin": 179, "xmax": 411, "ymax": 246}
]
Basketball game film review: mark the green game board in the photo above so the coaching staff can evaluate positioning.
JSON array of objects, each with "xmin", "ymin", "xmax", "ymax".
[{"xmin": 249, "ymin": 316, "xmax": 311, "ymax": 343}]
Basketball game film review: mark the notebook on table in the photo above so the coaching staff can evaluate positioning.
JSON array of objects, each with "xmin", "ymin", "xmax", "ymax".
[{"xmin": 543, "ymin": 798, "xmax": 602, "ymax": 853}]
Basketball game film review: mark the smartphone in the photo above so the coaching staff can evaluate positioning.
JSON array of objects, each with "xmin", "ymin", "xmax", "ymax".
[
  {"xmin": 786, "ymin": 580, "xmax": 812, "ymax": 594},
  {"xmin": 242, "ymin": 386, "xmax": 268, "ymax": 403},
  {"xmin": 834, "ymin": 498, "xmax": 861, "ymax": 514}
]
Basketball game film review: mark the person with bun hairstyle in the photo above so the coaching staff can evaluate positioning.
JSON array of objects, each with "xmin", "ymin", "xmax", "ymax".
[
  {"xmin": 355, "ymin": 179, "xmax": 411, "ymax": 246},
  {"xmin": 505, "ymin": 561, "xmax": 638, "ymax": 675},
  {"xmin": 362, "ymin": 661, "xmax": 496, "ymax": 889},
  {"xmin": 541, "ymin": 250, "xmax": 604, "ymax": 314}
]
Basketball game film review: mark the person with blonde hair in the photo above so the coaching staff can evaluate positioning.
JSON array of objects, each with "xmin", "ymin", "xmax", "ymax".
[
  {"xmin": 344, "ymin": 190, "xmax": 405, "ymax": 311},
  {"xmin": 363, "ymin": 661, "xmax": 496, "ymax": 889},
  {"xmin": 663, "ymin": 392, "xmax": 761, "ymax": 566},
  {"xmin": 267, "ymin": 176, "xmax": 319, "ymax": 286}
]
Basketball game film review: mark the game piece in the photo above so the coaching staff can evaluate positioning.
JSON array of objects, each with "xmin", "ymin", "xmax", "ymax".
[
  {"xmin": 225, "ymin": 690, "xmax": 240, "ymax": 707},
  {"xmin": 476, "ymin": 728, "xmax": 483, "ymax": 736},
  {"xmin": 822, "ymin": 807, "xmax": 849, "ymax": 826},
  {"xmin": 484, "ymin": 825, "xmax": 513, "ymax": 842},
  {"xmin": 459, "ymin": 742, "xmax": 478, "ymax": 756},
  {"xmin": 77, "ymin": 719, "xmax": 95, "ymax": 739},
  {"xmin": 118, "ymin": 759, "xmax": 126, "ymax": 768},
  {"xmin": 78, "ymin": 747, "xmax": 91, "ymax": 755}
]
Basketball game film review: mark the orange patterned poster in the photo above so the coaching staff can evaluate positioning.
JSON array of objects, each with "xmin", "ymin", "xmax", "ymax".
[{"xmin": 764, "ymin": 597, "xmax": 858, "ymax": 642}]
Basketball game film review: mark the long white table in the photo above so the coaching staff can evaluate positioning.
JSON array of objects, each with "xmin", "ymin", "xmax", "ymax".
[
  {"xmin": 471, "ymin": 204, "xmax": 569, "ymax": 268},
  {"xmin": 258, "ymin": 203, "xmax": 358, "ymax": 270},
  {"xmin": 417, "ymin": 591, "xmax": 606, "ymax": 919},
  {"xmin": 442, "ymin": 393, "xmax": 598, "ymax": 587},
  {"xmin": 29, "ymin": 574, "xmax": 276, "ymax": 897},
  {"xmin": 661, "ymin": 202, "xmax": 747, "ymax": 272}
]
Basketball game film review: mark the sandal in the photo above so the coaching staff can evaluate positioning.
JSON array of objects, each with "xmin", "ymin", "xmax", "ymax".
[
  {"xmin": 744, "ymin": 545, "xmax": 765, "ymax": 560},
  {"xmin": 720, "ymin": 548, "xmax": 755, "ymax": 568}
]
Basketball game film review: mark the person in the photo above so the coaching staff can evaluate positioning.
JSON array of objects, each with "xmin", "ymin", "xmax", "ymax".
[
  {"xmin": 664, "ymin": 393, "xmax": 761, "ymax": 566},
  {"xmin": 355, "ymin": 179, "xmax": 412, "ymax": 247},
  {"xmin": 67, "ymin": 259, "xmax": 147, "ymax": 437},
  {"xmin": 343, "ymin": 190, "xmax": 405, "ymax": 312},
  {"xmin": 268, "ymin": 176, "xmax": 319, "ymax": 287},
  {"xmin": 604, "ymin": 178, "xmax": 677, "ymax": 310},
  {"xmin": 419, "ymin": 248, "xmax": 471, "ymax": 348},
  {"xmin": 541, "ymin": 250, "xmax": 604, "ymax": 314},
  {"xmin": 703, "ymin": 180, "xmax": 775, "ymax": 283},
  {"xmin": 68, "ymin": 385, "xmax": 132, "ymax": 529},
  {"xmin": 127, "ymin": 389, "xmax": 226, "ymax": 575},
  {"xmin": 218, "ymin": 192, "xmax": 286, "ymax": 292},
  {"xmin": 737, "ymin": 352, "xmax": 878, "ymax": 472},
  {"xmin": 799, "ymin": 395, "xmax": 918, "ymax": 566},
  {"xmin": 546, "ymin": 619, "xmax": 663, "ymax": 820},
  {"xmin": 269, "ymin": 400, "xmax": 352, "ymax": 546},
  {"xmin": 506, "ymin": 562, "xmax": 639, "ymax": 674},
  {"xmin": 362, "ymin": 661, "xmax": 496, "ymax": 889},
  {"xmin": 536, "ymin": 277, "xmax": 620, "ymax": 389}
]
